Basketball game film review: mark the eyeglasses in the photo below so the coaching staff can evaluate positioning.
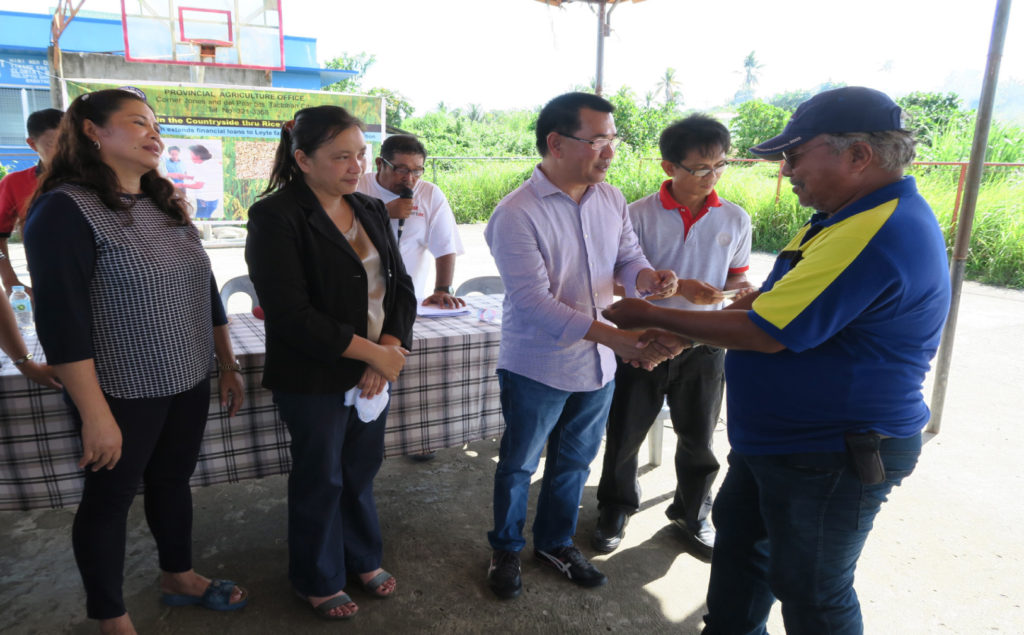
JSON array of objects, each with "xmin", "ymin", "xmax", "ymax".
[
  {"xmin": 381, "ymin": 156, "xmax": 425, "ymax": 177},
  {"xmin": 674, "ymin": 161, "xmax": 729, "ymax": 177},
  {"xmin": 560, "ymin": 133, "xmax": 622, "ymax": 151},
  {"xmin": 781, "ymin": 142, "xmax": 830, "ymax": 167}
]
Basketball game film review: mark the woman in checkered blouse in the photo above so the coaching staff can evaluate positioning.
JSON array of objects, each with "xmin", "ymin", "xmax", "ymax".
[{"xmin": 24, "ymin": 88, "xmax": 248, "ymax": 633}]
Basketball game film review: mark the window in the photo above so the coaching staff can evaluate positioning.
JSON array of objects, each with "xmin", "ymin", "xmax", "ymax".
[{"xmin": 0, "ymin": 87, "xmax": 54, "ymax": 146}]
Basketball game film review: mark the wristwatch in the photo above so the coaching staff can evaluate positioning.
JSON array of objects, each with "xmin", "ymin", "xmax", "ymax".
[
  {"xmin": 434, "ymin": 285, "xmax": 455, "ymax": 295},
  {"xmin": 218, "ymin": 359, "xmax": 242, "ymax": 373}
]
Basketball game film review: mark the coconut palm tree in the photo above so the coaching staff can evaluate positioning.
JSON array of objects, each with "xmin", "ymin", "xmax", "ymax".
[
  {"xmin": 656, "ymin": 68, "xmax": 681, "ymax": 106},
  {"xmin": 742, "ymin": 51, "xmax": 764, "ymax": 91}
]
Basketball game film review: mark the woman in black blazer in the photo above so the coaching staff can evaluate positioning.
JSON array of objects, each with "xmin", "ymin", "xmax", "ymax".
[{"xmin": 245, "ymin": 106, "xmax": 416, "ymax": 621}]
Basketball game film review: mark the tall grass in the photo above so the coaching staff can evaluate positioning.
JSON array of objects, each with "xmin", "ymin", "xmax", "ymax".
[
  {"xmin": 923, "ymin": 120, "xmax": 1024, "ymax": 164},
  {"xmin": 439, "ymin": 155, "xmax": 1024, "ymax": 289},
  {"xmin": 917, "ymin": 168, "xmax": 1024, "ymax": 288},
  {"xmin": 430, "ymin": 159, "xmax": 535, "ymax": 223}
]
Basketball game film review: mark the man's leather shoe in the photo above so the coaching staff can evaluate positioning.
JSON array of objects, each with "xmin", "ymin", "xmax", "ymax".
[
  {"xmin": 671, "ymin": 517, "xmax": 715, "ymax": 562},
  {"xmin": 591, "ymin": 507, "xmax": 628, "ymax": 553}
]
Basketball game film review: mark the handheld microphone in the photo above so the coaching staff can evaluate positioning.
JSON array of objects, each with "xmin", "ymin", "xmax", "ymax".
[{"xmin": 397, "ymin": 186, "xmax": 413, "ymax": 241}]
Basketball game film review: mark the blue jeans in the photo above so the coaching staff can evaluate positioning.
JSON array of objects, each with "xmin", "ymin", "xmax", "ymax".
[
  {"xmin": 703, "ymin": 433, "xmax": 922, "ymax": 635},
  {"xmin": 489, "ymin": 370, "xmax": 615, "ymax": 553}
]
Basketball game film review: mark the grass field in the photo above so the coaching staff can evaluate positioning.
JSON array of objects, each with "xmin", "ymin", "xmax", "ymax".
[{"xmin": 429, "ymin": 155, "xmax": 1024, "ymax": 289}]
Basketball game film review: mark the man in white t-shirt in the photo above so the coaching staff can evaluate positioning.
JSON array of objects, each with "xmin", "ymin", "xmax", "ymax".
[
  {"xmin": 591, "ymin": 115, "xmax": 756, "ymax": 561},
  {"xmin": 357, "ymin": 135, "xmax": 465, "ymax": 307}
]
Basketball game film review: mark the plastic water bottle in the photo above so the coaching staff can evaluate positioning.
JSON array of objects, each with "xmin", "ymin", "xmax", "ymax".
[
  {"xmin": 9, "ymin": 286, "xmax": 34, "ymax": 335},
  {"xmin": 477, "ymin": 307, "xmax": 500, "ymax": 324}
]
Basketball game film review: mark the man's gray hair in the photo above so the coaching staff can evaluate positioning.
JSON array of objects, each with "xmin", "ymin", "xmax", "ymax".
[{"xmin": 824, "ymin": 130, "xmax": 917, "ymax": 171}]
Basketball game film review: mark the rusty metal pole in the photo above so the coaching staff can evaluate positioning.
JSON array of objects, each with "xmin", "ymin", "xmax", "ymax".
[
  {"xmin": 49, "ymin": 0, "xmax": 85, "ymax": 108},
  {"xmin": 927, "ymin": 0, "xmax": 1012, "ymax": 434},
  {"xmin": 950, "ymin": 163, "xmax": 968, "ymax": 234}
]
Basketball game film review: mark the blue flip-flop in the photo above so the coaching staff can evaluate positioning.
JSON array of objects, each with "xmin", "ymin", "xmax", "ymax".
[{"xmin": 161, "ymin": 578, "xmax": 248, "ymax": 611}]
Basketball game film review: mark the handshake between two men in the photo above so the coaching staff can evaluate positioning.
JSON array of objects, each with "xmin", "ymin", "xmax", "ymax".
[{"xmin": 598, "ymin": 268, "xmax": 757, "ymax": 371}]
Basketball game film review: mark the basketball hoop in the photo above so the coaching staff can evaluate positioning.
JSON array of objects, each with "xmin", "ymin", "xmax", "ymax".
[{"xmin": 120, "ymin": 0, "xmax": 284, "ymax": 71}]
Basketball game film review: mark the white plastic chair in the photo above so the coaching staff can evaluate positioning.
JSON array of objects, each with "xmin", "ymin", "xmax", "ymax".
[
  {"xmin": 219, "ymin": 275, "xmax": 260, "ymax": 312},
  {"xmin": 455, "ymin": 276, "xmax": 504, "ymax": 296}
]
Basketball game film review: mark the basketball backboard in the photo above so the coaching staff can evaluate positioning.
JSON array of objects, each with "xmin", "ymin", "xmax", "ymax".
[{"xmin": 120, "ymin": 0, "xmax": 284, "ymax": 70}]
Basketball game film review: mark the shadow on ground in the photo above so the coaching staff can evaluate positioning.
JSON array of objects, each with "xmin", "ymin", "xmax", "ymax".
[{"xmin": 1, "ymin": 438, "xmax": 705, "ymax": 634}]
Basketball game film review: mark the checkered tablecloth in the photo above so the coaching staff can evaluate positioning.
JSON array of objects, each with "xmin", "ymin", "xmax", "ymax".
[{"xmin": 0, "ymin": 295, "xmax": 505, "ymax": 511}]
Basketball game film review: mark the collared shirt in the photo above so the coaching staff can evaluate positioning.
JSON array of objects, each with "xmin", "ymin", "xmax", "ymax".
[
  {"xmin": 658, "ymin": 179, "xmax": 718, "ymax": 240},
  {"xmin": 630, "ymin": 181, "xmax": 751, "ymax": 311},
  {"xmin": 0, "ymin": 164, "xmax": 41, "ymax": 237},
  {"xmin": 356, "ymin": 173, "xmax": 464, "ymax": 300},
  {"xmin": 727, "ymin": 177, "xmax": 951, "ymax": 454},
  {"xmin": 484, "ymin": 165, "xmax": 651, "ymax": 392}
]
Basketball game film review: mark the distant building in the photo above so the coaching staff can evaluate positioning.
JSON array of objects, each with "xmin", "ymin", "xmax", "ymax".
[{"xmin": 0, "ymin": 9, "xmax": 354, "ymax": 171}]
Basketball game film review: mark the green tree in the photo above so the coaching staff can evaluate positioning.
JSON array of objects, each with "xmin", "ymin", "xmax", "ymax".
[
  {"xmin": 607, "ymin": 86, "xmax": 681, "ymax": 151},
  {"xmin": 368, "ymin": 87, "xmax": 414, "ymax": 128},
  {"xmin": 732, "ymin": 51, "xmax": 764, "ymax": 104},
  {"xmin": 768, "ymin": 89, "xmax": 810, "ymax": 111},
  {"xmin": 741, "ymin": 51, "xmax": 763, "ymax": 91},
  {"xmin": 403, "ymin": 108, "xmax": 536, "ymax": 157},
  {"xmin": 323, "ymin": 52, "xmax": 376, "ymax": 92},
  {"xmin": 766, "ymin": 82, "xmax": 846, "ymax": 111},
  {"xmin": 815, "ymin": 80, "xmax": 847, "ymax": 94},
  {"xmin": 655, "ymin": 68, "xmax": 682, "ymax": 106},
  {"xmin": 730, "ymin": 99, "xmax": 790, "ymax": 157},
  {"xmin": 896, "ymin": 91, "xmax": 971, "ymax": 147},
  {"xmin": 322, "ymin": 52, "xmax": 414, "ymax": 127}
]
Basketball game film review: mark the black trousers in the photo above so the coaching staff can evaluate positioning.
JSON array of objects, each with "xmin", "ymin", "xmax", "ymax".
[
  {"xmin": 68, "ymin": 378, "xmax": 211, "ymax": 619},
  {"xmin": 596, "ymin": 347, "xmax": 724, "ymax": 523}
]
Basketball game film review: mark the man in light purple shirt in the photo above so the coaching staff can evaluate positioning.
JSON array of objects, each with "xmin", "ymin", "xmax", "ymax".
[{"xmin": 484, "ymin": 92, "xmax": 684, "ymax": 599}]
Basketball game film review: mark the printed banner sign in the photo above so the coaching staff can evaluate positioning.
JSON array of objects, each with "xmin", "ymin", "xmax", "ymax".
[
  {"xmin": 0, "ymin": 54, "xmax": 49, "ymax": 87},
  {"xmin": 65, "ymin": 80, "xmax": 383, "ymax": 220}
]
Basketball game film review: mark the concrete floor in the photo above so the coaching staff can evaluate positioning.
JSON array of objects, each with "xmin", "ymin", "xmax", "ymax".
[{"xmin": 2, "ymin": 225, "xmax": 1022, "ymax": 633}]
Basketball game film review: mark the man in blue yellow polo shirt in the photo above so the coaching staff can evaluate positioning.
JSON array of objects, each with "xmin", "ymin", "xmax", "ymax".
[{"xmin": 603, "ymin": 86, "xmax": 951, "ymax": 634}]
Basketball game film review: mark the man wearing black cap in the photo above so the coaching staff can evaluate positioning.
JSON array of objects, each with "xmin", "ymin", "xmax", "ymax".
[{"xmin": 602, "ymin": 86, "xmax": 951, "ymax": 633}]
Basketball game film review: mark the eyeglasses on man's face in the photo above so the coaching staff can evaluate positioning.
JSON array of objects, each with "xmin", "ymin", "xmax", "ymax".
[
  {"xmin": 381, "ymin": 156, "xmax": 425, "ymax": 177},
  {"xmin": 674, "ymin": 161, "xmax": 729, "ymax": 178},
  {"xmin": 560, "ymin": 133, "xmax": 622, "ymax": 152},
  {"xmin": 781, "ymin": 141, "xmax": 830, "ymax": 167}
]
